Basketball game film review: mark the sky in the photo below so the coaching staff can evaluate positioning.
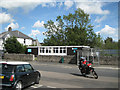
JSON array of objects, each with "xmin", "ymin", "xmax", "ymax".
[{"xmin": 0, "ymin": 0, "xmax": 119, "ymax": 43}]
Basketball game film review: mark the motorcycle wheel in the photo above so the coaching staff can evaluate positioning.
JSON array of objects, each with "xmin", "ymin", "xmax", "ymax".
[
  {"xmin": 80, "ymin": 69, "xmax": 86, "ymax": 76},
  {"xmin": 92, "ymin": 71, "xmax": 98, "ymax": 79}
]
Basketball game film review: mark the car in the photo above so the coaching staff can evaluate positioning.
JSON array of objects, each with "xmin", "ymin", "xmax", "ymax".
[{"xmin": 0, "ymin": 61, "xmax": 41, "ymax": 90}]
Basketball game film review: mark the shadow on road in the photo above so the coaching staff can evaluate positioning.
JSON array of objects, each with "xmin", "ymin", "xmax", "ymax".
[
  {"xmin": 70, "ymin": 73, "xmax": 95, "ymax": 79},
  {"xmin": 70, "ymin": 73, "xmax": 83, "ymax": 77}
]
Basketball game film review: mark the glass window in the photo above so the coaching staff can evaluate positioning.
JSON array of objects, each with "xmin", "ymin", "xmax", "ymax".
[
  {"xmin": 28, "ymin": 49, "xmax": 32, "ymax": 52},
  {"xmin": 24, "ymin": 39, "xmax": 26, "ymax": 44},
  {"xmin": 46, "ymin": 48, "xmax": 48, "ymax": 53},
  {"xmin": 63, "ymin": 50, "xmax": 66, "ymax": 53},
  {"xmin": 0, "ymin": 64, "xmax": 15, "ymax": 72},
  {"xmin": 16, "ymin": 65, "xmax": 25, "ymax": 72},
  {"xmin": 24, "ymin": 64, "xmax": 33, "ymax": 72},
  {"xmin": 60, "ymin": 49, "xmax": 62, "ymax": 53}
]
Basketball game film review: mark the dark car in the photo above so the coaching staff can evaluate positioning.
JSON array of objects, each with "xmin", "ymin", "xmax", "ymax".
[{"xmin": 0, "ymin": 61, "xmax": 41, "ymax": 90}]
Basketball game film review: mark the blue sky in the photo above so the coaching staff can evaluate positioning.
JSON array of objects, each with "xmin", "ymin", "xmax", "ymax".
[{"xmin": 0, "ymin": 0, "xmax": 119, "ymax": 43}]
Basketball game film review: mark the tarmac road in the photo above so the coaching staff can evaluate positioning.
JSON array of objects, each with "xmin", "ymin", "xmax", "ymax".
[{"xmin": 24, "ymin": 61, "xmax": 118, "ymax": 89}]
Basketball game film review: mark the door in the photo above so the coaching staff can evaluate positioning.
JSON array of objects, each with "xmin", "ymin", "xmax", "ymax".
[
  {"xmin": 15, "ymin": 65, "xmax": 29, "ymax": 87},
  {"xmin": 24, "ymin": 64, "xmax": 35, "ymax": 84}
]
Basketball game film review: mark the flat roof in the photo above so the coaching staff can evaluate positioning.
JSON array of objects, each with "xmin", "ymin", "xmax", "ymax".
[
  {"xmin": 27, "ymin": 46, "xmax": 90, "ymax": 48},
  {"xmin": 0, "ymin": 61, "xmax": 29, "ymax": 65}
]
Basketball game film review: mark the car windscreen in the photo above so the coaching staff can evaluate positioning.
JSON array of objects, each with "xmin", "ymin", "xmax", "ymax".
[{"xmin": 0, "ymin": 64, "xmax": 15, "ymax": 72}]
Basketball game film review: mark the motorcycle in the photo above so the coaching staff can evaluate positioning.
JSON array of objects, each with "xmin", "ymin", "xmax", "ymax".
[{"xmin": 78, "ymin": 60, "xmax": 98, "ymax": 79}]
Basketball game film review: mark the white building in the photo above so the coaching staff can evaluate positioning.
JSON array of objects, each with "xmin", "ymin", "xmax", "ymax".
[
  {"xmin": 27, "ymin": 46, "xmax": 90, "ymax": 56},
  {"xmin": 0, "ymin": 27, "xmax": 40, "ymax": 51}
]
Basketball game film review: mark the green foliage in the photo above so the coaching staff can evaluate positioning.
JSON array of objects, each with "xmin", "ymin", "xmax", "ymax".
[
  {"xmin": 34, "ymin": 57, "xmax": 38, "ymax": 61},
  {"xmin": 103, "ymin": 37, "xmax": 118, "ymax": 49},
  {"xmin": 43, "ymin": 8, "xmax": 103, "ymax": 48},
  {"xmin": 4, "ymin": 37, "xmax": 26, "ymax": 54}
]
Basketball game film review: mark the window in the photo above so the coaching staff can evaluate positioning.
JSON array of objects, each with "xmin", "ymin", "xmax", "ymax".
[
  {"xmin": 24, "ymin": 39, "xmax": 26, "ymax": 44},
  {"xmin": 49, "ymin": 47, "xmax": 51, "ymax": 53},
  {"xmin": 1, "ymin": 64, "xmax": 15, "ymax": 72},
  {"xmin": 28, "ymin": 49, "xmax": 32, "ymax": 52},
  {"xmin": 16, "ymin": 65, "xmax": 25, "ymax": 72},
  {"xmin": 60, "ymin": 47, "xmax": 66, "ymax": 53},
  {"xmin": 53, "ymin": 47, "xmax": 58, "ymax": 53},
  {"xmin": 46, "ymin": 48, "xmax": 48, "ymax": 53},
  {"xmin": 24, "ymin": 64, "xmax": 33, "ymax": 72},
  {"xmin": 40, "ymin": 47, "xmax": 45, "ymax": 53}
]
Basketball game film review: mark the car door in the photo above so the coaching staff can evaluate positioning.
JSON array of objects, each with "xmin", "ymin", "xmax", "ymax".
[
  {"xmin": 24, "ymin": 64, "xmax": 34, "ymax": 84},
  {"xmin": 15, "ymin": 65, "xmax": 29, "ymax": 87}
]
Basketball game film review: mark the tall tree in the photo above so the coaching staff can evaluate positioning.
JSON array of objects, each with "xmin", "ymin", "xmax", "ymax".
[
  {"xmin": 103, "ymin": 37, "xmax": 118, "ymax": 49},
  {"xmin": 43, "ymin": 8, "xmax": 103, "ymax": 48}
]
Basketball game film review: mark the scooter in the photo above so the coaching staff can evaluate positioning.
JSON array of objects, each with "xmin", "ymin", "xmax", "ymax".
[{"xmin": 78, "ymin": 60, "xmax": 98, "ymax": 79}]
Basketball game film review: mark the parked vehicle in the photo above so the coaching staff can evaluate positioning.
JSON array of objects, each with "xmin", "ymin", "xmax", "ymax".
[
  {"xmin": 78, "ymin": 57, "xmax": 98, "ymax": 79},
  {"xmin": 0, "ymin": 61, "xmax": 41, "ymax": 90}
]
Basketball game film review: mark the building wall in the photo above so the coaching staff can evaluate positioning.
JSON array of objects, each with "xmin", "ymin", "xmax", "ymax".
[
  {"xmin": 17, "ymin": 38, "xmax": 32, "ymax": 46},
  {"xmin": 0, "ymin": 39, "xmax": 3, "ymax": 50},
  {"xmin": 27, "ymin": 46, "xmax": 87, "ymax": 56}
]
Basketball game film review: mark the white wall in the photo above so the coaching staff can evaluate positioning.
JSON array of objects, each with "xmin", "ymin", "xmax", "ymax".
[
  {"xmin": 5, "ymin": 34, "xmax": 10, "ymax": 41},
  {"xmin": 0, "ymin": 39, "xmax": 3, "ymax": 50},
  {"xmin": 17, "ymin": 38, "xmax": 32, "ymax": 46},
  {"xmin": 25, "ymin": 39, "xmax": 32, "ymax": 45},
  {"xmin": 0, "ymin": 34, "xmax": 10, "ymax": 50}
]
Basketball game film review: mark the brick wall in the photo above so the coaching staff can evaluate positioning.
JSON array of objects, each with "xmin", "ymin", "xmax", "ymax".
[
  {"xmin": 4, "ymin": 54, "xmax": 34, "ymax": 61},
  {"xmin": 36, "ymin": 55, "xmax": 76, "ymax": 64},
  {"xmin": 3, "ymin": 54, "xmax": 118, "ymax": 65}
]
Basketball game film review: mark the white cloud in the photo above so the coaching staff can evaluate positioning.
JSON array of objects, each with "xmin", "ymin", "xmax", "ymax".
[
  {"xmin": 5, "ymin": 22, "xmax": 19, "ymax": 31},
  {"xmin": 29, "ymin": 29, "xmax": 41, "ymax": 38},
  {"xmin": 0, "ymin": 12, "xmax": 14, "ymax": 24},
  {"xmin": 96, "ymin": 25, "xmax": 118, "ymax": 41},
  {"xmin": 95, "ymin": 24, "xmax": 101, "ymax": 28},
  {"xmin": 21, "ymin": 27, "xmax": 25, "ymax": 30},
  {"xmin": 0, "ymin": 0, "xmax": 57, "ymax": 13},
  {"xmin": 95, "ymin": 15, "xmax": 106, "ymax": 23},
  {"xmin": 33, "ymin": 20, "xmax": 44, "ymax": 28},
  {"xmin": 64, "ymin": 0, "xmax": 74, "ymax": 10},
  {"xmin": 58, "ymin": 2, "xmax": 63, "ymax": 8},
  {"xmin": 75, "ymin": 2, "xmax": 110, "ymax": 15}
]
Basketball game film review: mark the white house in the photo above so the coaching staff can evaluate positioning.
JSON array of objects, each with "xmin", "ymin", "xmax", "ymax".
[{"xmin": 0, "ymin": 27, "xmax": 40, "ymax": 51}]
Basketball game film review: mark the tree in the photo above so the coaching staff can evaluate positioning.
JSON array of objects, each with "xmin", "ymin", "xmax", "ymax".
[
  {"xmin": 4, "ymin": 37, "xmax": 26, "ymax": 53},
  {"xmin": 43, "ymin": 8, "xmax": 103, "ymax": 48},
  {"xmin": 103, "ymin": 37, "xmax": 118, "ymax": 49}
]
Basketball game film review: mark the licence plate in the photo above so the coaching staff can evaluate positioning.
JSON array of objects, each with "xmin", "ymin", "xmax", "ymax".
[{"xmin": 0, "ymin": 76, "xmax": 4, "ymax": 79}]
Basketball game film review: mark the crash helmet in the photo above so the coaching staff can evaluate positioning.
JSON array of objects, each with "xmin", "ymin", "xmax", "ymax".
[{"xmin": 80, "ymin": 57, "xmax": 86, "ymax": 61}]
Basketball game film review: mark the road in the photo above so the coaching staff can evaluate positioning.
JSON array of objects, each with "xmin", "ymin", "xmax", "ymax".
[{"xmin": 24, "ymin": 61, "xmax": 118, "ymax": 89}]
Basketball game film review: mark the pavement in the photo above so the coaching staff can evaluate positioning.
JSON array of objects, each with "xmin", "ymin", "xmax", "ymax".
[
  {"xmin": 0, "ymin": 59, "xmax": 119, "ymax": 70},
  {"xmin": 29, "ymin": 61, "xmax": 119, "ymax": 70}
]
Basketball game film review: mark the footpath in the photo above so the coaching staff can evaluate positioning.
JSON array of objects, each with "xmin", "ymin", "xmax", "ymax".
[
  {"xmin": 0, "ymin": 59, "xmax": 119, "ymax": 70},
  {"xmin": 29, "ymin": 61, "xmax": 119, "ymax": 70}
]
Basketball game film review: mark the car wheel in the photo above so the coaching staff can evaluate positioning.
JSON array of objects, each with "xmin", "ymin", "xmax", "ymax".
[
  {"xmin": 35, "ymin": 75, "xmax": 40, "ymax": 84},
  {"xmin": 15, "ymin": 81, "xmax": 22, "ymax": 90}
]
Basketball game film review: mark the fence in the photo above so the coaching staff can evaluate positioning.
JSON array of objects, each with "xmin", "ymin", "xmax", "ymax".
[{"xmin": 97, "ymin": 49, "xmax": 118, "ymax": 56}]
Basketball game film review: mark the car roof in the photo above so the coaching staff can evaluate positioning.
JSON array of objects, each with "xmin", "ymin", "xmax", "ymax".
[{"xmin": 0, "ymin": 61, "xmax": 29, "ymax": 65}]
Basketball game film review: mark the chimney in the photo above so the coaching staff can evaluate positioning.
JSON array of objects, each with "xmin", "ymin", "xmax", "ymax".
[{"xmin": 8, "ymin": 27, "xmax": 12, "ymax": 31}]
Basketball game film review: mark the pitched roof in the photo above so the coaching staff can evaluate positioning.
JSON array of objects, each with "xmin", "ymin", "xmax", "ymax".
[{"xmin": 0, "ymin": 30, "xmax": 33, "ymax": 40}]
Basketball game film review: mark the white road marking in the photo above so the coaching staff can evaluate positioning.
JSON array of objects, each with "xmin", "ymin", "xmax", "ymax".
[
  {"xmin": 30, "ymin": 84, "xmax": 43, "ymax": 88},
  {"xmin": 47, "ymin": 86, "xmax": 56, "ymax": 88}
]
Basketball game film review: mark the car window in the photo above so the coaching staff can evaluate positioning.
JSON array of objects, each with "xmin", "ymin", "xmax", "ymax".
[
  {"xmin": 24, "ymin": 64, "xmax": 33, "ymax": 72},
  {"xmin": 16, "ymin": 65, "xmax": 25, "ymax": 72},
  {"xmin": 0, "ymin": 64, "xmax": 14, "ymax": 72}
]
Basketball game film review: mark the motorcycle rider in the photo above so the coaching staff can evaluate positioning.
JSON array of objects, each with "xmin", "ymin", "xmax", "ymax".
[
  {"xmin": 79, "ymin": 57, "xmax": 87, "ymax": 70},
  {"xmin": 79, "ymin": 57, "xmax": 91, "ymax": 73}
]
